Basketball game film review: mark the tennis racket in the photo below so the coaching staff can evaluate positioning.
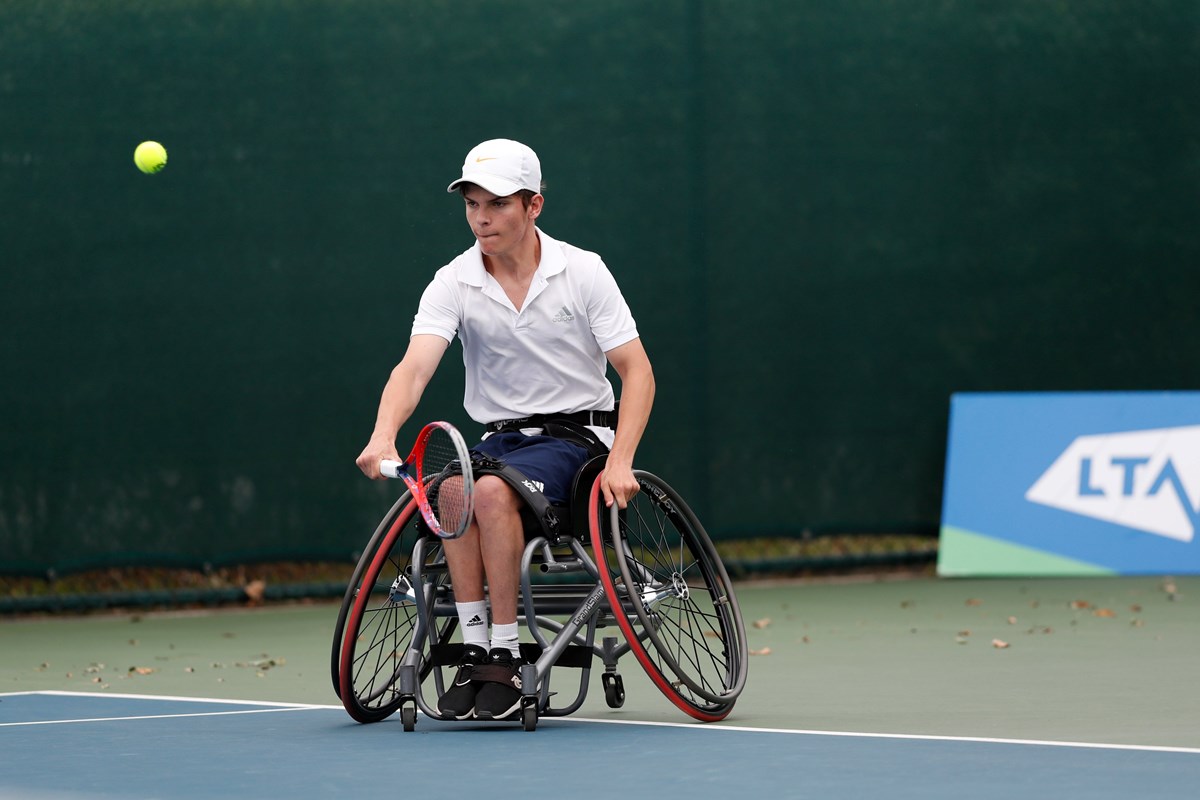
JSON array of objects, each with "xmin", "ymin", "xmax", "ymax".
[{"xmin": 379, "ymin": 421, "xmax": 474, "ymax": 540}]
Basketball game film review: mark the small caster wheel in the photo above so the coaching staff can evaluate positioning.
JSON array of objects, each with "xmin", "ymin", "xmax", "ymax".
[
  {"xmin": 522, "ymin": 703, "xmax": 538, "ymax": 732},
  {"xmin": 401, "ymin": 704, "xmax": 417, "ymax": 732},
  {"xmin": 602, "ymin": 673, "xmax": 625, "ymax": 708}
]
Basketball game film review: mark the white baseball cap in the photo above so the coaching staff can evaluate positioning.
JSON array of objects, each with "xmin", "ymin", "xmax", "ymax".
[{"xmin": 446, "ymin": 139, "xmax": 542, "ymax": 197}]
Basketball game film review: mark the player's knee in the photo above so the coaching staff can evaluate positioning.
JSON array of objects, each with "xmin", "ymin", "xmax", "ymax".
[{"xmin": 473, "ymin": 475, "xmax": 520, "ymax": 522}]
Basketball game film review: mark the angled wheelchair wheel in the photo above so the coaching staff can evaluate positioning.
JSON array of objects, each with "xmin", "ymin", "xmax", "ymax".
[
  {"xmin": 590, "ymin": 471, "xmax": 748, "ymax": 721},
  {"xmin": 331, "ymin": 491, "xmax": 416, "ymax": 699},
  {"xmin": 334, "ymin": 490, "xmax": 451, "ymax": 722}
]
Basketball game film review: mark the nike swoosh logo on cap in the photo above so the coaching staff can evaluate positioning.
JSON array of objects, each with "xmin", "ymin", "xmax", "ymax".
[{"xmin": 474, "ymin": 156, "xmax": 498, "ymax": 162}]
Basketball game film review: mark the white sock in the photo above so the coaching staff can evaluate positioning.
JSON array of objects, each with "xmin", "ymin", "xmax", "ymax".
[
  {"xmin": 456, "ymin": 600, "xmax": 489, "ymax": 649},
  {"xmin": 490, "ymin": 621, "xmax": 520, "ymax": 657}
]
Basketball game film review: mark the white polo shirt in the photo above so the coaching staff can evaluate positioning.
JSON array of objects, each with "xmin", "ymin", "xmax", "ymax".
[{"xmin": 411, "ymin": 228, "xmax": 639, "ymax": 443}]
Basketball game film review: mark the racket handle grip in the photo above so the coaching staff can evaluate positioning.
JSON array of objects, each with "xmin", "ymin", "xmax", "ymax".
[{"xmin": 379, "ymin": 459, "xmax": 403, "ymax": 479}]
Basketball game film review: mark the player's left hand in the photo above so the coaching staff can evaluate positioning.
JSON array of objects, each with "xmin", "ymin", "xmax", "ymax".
[{"xmin": 601, "ymin": 464, "xmax": 640, "ymax": 509}]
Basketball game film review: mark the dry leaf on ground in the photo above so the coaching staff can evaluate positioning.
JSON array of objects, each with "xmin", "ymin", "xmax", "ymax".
[{"xmin": 243, "ymin": 580, "xmax": 266, "ymax": 603}]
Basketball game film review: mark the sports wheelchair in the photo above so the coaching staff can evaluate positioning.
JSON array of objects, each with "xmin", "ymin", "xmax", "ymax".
[{"xmin": 330, "ymin": 453, "xmax": 748, "ymax": 731}]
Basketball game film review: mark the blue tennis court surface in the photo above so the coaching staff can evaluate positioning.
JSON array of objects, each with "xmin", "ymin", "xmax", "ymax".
[{"xmin": 2, "ymin": 691, "xmax": 1198, "ymax": 799}]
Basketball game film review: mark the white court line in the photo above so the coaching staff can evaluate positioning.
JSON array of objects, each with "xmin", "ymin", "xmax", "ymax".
[
  {"xmin": 5, "ymin": 691, "xmax": 1198, "ymax": 755},
  {"xmin": 0, "ymin": 706, "xmax": 317, "ymax": 728},
  {"xmin": 0, "ymin": 690, "xmax": 336, "ymax": 728},
  {"xmin": 567, "ymin": 716, "xmax": 1200, "ymax": 755},
  {"xmin": 20, "ymin": 689, "xmax": 336, "ymax": 709}
]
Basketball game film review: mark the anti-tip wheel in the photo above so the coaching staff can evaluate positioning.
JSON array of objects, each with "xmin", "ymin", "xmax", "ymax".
[
  {"xmin": 602, "ymin": 672, "xmax": 625, "ymax": 708},
  {"xmin": 522, "ymin": 703, "xmax": 538, "ymax": 732}
]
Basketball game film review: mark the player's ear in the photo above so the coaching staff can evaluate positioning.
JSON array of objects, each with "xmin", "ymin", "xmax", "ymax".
[{"xmin": 528, "ymin": 193, "xmax": 544, "ymax": 220}]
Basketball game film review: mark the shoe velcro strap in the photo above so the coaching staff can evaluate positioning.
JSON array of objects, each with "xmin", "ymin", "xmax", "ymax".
[{"xmin": 471, "ymin": 664, "xmax": 523, "ymax": 689}]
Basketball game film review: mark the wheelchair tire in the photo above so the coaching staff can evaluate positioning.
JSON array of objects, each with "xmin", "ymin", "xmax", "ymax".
[
  {"xmin": 336, "ymin": 492, "xmax": 449, "ymax": 723},
  {"xmin": 401, "ymin": 704, "xmax": 417, "ymax": 732},
  {"xmin": 589, "ymin": 471, "xmax": 748, "ymax": 722},
  {"xmin": 522, "ymin": 702, "xmax": 538, "ymax": 732},
  {"xmin": 330, "ymin": 490, "xmax": 415, "ymax": 699}
]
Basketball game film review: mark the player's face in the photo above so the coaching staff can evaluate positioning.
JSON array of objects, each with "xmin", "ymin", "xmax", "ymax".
[{"xmin": 462, "ymin": 185, "xmax": 541, "ymax": 258}]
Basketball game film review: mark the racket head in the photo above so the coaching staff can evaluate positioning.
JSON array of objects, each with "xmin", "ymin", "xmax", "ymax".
[{"xmin": 413, "ymin": 421, "xmax": 474, "ymax": 539}]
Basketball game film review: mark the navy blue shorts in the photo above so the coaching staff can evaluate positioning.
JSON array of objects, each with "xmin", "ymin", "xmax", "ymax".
[{"xmin": 471, "ymin": 432, "xmax": 590, "ymax": 505}]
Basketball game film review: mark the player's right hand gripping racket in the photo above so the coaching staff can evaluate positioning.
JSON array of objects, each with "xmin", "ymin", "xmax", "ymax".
[{"xmin": 379, "ymin": 421, "xmax": 474, "ymax": 539}]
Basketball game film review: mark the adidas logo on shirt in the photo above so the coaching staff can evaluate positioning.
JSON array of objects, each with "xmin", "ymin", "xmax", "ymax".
[{"xmin": 552, "ymin": 306, "xmax": 575, "ymax": 323}]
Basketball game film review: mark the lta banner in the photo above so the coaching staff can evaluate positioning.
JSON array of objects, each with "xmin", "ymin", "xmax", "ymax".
[{"xmin": 938, "ymin": 392, "xmax": 1200, "ymax": 576}]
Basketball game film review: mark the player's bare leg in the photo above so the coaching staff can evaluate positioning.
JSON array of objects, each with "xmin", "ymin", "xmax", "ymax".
[
  {"xmin": 470, "ymin": 475, "xmax": 525, "ymax": 626},
  {"xmin": 462, "ymin": 476, "xmax": 527, "ymax": 718}
]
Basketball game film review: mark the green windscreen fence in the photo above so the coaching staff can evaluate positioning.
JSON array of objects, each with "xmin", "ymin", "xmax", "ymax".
[{"xmin": 2, "ymin": 1, "xmax": 1197, "ymax": 575}]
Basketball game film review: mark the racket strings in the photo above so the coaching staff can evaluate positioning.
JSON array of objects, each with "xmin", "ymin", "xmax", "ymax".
[{"xmin": 420, "ymin": 428, "xmax": 471, "ymax": 535}]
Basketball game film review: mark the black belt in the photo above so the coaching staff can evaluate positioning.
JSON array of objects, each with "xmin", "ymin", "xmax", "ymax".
[{"xmin": 486, "ymin": 409, "xmax": 616, "ymax": 434}]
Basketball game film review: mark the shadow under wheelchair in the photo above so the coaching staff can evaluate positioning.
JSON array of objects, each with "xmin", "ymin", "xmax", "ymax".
[{"xmin": 331, "ymin": 455, "xmax": 748, "ymax": 732}]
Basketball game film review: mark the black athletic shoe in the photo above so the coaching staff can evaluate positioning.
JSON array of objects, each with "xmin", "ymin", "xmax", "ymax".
[
  {"xmin": 473, "ymin": 647, "xmax": 524, "ymax": 720},
  {"xmin": 437, "ymin": 644, "xmax": 488, "ymax": 720}
]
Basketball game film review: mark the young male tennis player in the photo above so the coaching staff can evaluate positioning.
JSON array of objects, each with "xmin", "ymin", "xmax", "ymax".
[{"xmin": 356, "ymin": 138, "xmax": 655, "ymax": 720}]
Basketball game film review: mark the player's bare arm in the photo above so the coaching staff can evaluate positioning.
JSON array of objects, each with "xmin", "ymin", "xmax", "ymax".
[
  {"xmin": 602, "ymin": 337, "xmax": 655, "ymax": 507},
  {"xmin": 356, "ymin": 334, "xmax": 450, "ymax": 479}
]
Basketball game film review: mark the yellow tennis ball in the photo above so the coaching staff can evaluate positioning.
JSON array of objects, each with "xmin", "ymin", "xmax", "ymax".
[{"xmin": 134, "ymin": 141, "xmax": 167, "ymax": 174}]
